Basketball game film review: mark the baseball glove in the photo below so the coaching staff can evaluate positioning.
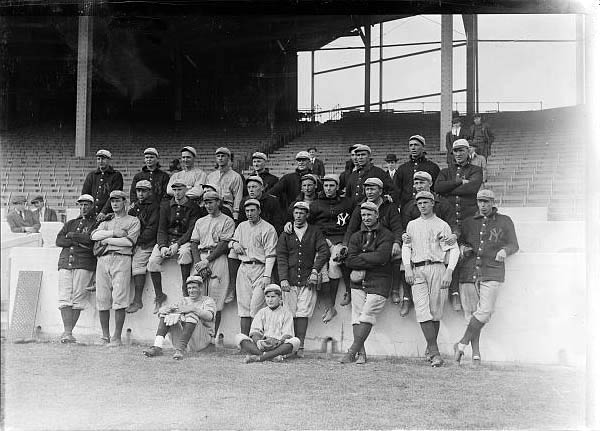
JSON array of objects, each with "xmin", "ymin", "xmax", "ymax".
[
  {"xmin": 332, "ymin": 246, "xmax": 348, "ymax": 263},
  {"xmin": 256, "ymin": 337, "xmax": 283, "ymax": 352},
  {"xmin": 164, "ymin": 313, "xmax": 183, "ymax": 326},
  {"xmin": 197, "ymin": 267, "xmax": 212, "ymax": 282}
]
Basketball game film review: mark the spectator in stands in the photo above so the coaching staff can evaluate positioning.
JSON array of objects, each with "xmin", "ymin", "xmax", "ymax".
[
  {"xmin": 395, "ymin": 135, "xmax": 441, "ymax": 208},
  {"xmin": 468, "ymin": 113, "xmax": 495, "ymax": 160},
  {"xmin": 402, "ymin": 191, "xmax": 459, "ymax": 367},
  {"xmin": 90, "ymin": 190, "xmax": 141, "ymax": 347},
  {"xmin": 308, "ymin": 147, "xmax": 325, "ymax": 178},
  {"xmin": 247, "ymin": 152, "xmax": 278, "ymax": 194},
  {"xmin": 190, "ymin": 191, "xmax": 236, "ymax": 347},
  {"xmin": 276, "ymin": 201, "xmax": 330, "ymax": 357},
  {"xmin": 82, "ymin": 149, "xmax": 124, "ymax": 221},
  {"xmin": 126, "ymin": 180, "xmax": 163, "ymax": 314},
  {"xmin": 454, "ymin": 189, "xmax": 519, "ymax": 366},
  {"xmin": 207, "ymin": 147, "xmax": 244, "ymax": 222},
  {"xmin": 446, "ymin": 116, "xmax": 469, "ymax": 167},
  {"xmin": 239, "ymin": 176, "xmax": 284, "ymax": 234},
  {"xmin": 340, "ymin": 201, "xmax": 394, "ymax": 365},
  {"xmin": 129, "ymin": 147, "xmax": 170, "ymax": 204},
  {"xmin": 338, "ymin": 145, "xmax": 359, "ymax": 195},
  {"xmin": 345, "ymin": 145, "xmax": 396, "ymax": 205},
  {"xmin": 55, "ymin": 194, "xmax": 97, "ymax": 343},
  {"xmin": 385, "ymin": 153, "xmax": 401, "ymax": 204},
  {"xmin": 269, "ymin": 151, "xmax": 313, "ymax": 210},
  {"xmin": 398, "ymin": 171, "xmax": 456, "ymax": 316},
  {"xmin": 167, "ymin": 146, "xmax": 207, "ymax": 200},
  {"xmin": 148, "ymin": 182, "xmax": 202, "ymax": 299},
  {"xmin": 469, "ymin": 144, "xmax": 488, "ymax": 183},
  {"xmin": 30, "ymin": 195, "xmax": 58, "ymax": 222},
  {"xmin": 6, "ymin": 195, "xmax": 40, "ymax": 233}
]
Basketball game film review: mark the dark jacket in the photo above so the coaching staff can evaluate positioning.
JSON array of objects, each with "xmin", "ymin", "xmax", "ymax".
[
  {"xmin": 459, "ymin": 208, "xmax": 519, "ymax": 283},
  {"xmin": 6, "ymin": 209, "xmax": 41, "ymax": 233},
  {"xmin": 246, "ymin": 169, "xmax": 279, "ymax": 195},
  {"xmin": 434, "ymin": 162, "xmax": 483, "ymax": 226},
  {"xmin": 310, "ymin": 158, "xmax": 326, "ymax": 178},
  {"xmin": 238, "ymin": 193, "xmax": 284, "ymax": 234},
  {"xmin": 33, "ymin": 207, "xmax": 59, "ymax": 222},
  {"xmin": 446, "ymin": 128, "xmax": 469, "ymax": 166},
  {"xmin": 344, "ymin": 198, "xmax": 403, "ymax": 246},
  {"xmin": 338, "ymin": 160, "xmax": 354, "ymax": 194},
  {"xmin": 269, "ymin": 168, "xmax": 312, "ymax": 210},
  {"xmin": 401, "ymin": 194, "xmax": 456, "ymax": 233},
  {"xmin": 345, "ymin": 223, "xmax": 394, "ymax": 298},
  {"xmin": 345, "ymin": 163, "xmax": 397, "ymax": 205},
  {"xmin": 129, "ymin": 166, "xmax": 171, "ymax": 203},
  {"xmin": 56, "ymin": 215, "xmax": 97, "ymax": 271},
  {"xmin": 468, "ymin": 123, "xmax": 495, "ymax": 159},
  {"xmin": 82, "ymin": 165, "xmax": 124, "ymax": 216},
  {"xmin": 128, "ymin": 195, "xmax": 160, "ymax": 247},
  {"xmin": 156, "ymin": 197, "xmax": 201, "ymax": 248},
  {"xmin": 395, "ymin": 154, "xmax": 441, "ymax": 207},
  {"xmin": 276, "ymin": 224, "xmax": 330, "ymax": 286},
  {"xmin": 309, "ymin": 194, "xmax": 355, "ymax": 243}
]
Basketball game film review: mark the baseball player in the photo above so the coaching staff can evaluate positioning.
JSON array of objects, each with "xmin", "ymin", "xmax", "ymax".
[
  {"xmin": 190, "ymin": 190, "xmax": 236, "ymax": 345},
  {"xmin": 235, "ymin": 284, "xmax": 301, "ymax": 363},
  {"xmin": 229, "ymin": 199, "xmax": 278, "ymax": 336},
  {"xmin": 198, "ymin": 183, "xmax": 234, "ymax": 219},
  {"xmin": 269, "ymin": 151, "xmax": 313, "ymax": 210},
  {"xmin": 344, "ymin": 144, "xmax": 397, "ymax": 205},
  {"xmin": 129, "ymin": 147, "xmax": 170, "ymax": 203},
  {"xmin": 286, "ymin": 173, "xmax": 320, "ymax": 219},
  {"xmin": 340, "ymin": 201, "xmax": 394, "ymax": 364},
  {"xmin": 166, "ymin": 146, "xmax": 207, "ymax": 200},
  {"xmin": 82, "ymin": 149, "xmax": 124, "ymax": 221},
  {"xmin": 238, "ymin": 175, "xmax": 284, "ymax": 234},
  {"xmin": 309, "ymin": 173, "xmax": 355, "ymax": 323},
  {"xmin": 206, "ymin": 147, "xmax": 244, "ymax": 221},
  {"xmin": 90, "ymin": 190, "xmax": 141, "ymax": 347},
  {"xmin": 126, "ymin": 180, "xmax": 162, "ymax": 314},
  {"xmin": 401, "ymin": 191, "xmax": 460, "ymax": 367},
  {"xmin": 147, "ymin": 181, "xmax": 201, "ymax": 298},
  {"xmin": 55, "ymin": 194, "xmax": 97, "ymax": 343},
  {"xmin": 398, "ymin": 171, "xmax": 456, "ymax": 316},
  {"xmin": 246, "ymin": 151, "xmax": 279, "ymax": 194},
  {"xmin": 142, "ymin": 275, "xmax": 217, "ymax": 360},
  {"xmin": 454, "ymin": 190, "xmax": 519, "ymax": 365},
  {"xmin": 276, "ymin": 201, "xmax": 330, "ymax": 357}
]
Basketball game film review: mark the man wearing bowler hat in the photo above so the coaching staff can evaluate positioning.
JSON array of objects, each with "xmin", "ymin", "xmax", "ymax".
[
  {"xmin": 129, "ymin": 147, "xmax": 170, "ymax": 204},
  {"xmin": 82, "ymin": 149, "xmax": 124, "ymax": 221},
  {"xmin": 7, "ymin": 195, "xmax": 40, "ymax": 233}
]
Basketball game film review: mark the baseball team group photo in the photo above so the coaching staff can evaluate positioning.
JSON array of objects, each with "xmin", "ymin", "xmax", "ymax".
[{"xmin": 0, "ymin": 2, "xmax": 596, "ymax": 430}]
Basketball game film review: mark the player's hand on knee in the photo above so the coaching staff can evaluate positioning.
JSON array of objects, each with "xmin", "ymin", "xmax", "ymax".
[{"xmin": 283, "ymin": 222, "xmax": 293, "ymax": 234}]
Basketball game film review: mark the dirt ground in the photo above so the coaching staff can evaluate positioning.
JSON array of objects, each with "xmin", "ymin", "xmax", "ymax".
[{"xmin": 1, "ymin": 342, "xmax": 585, "ymax": 430}]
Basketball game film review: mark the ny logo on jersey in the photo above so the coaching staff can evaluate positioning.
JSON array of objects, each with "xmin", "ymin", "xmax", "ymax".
[
  {"xmin": 337, "ymin": 212, "xmax": 350, "ymax": 227},
  {"xmin": 488, "ymin": 227, "xmax": 503, "ymax": 243}
]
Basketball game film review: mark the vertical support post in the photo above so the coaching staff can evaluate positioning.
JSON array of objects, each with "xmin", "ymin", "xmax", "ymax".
[
  {"xmin": 576, "ymin": 14, "xmax": 585, "ymax": 105},
  {"xmin": 379, "ymin": 22, "xmax": 383, "ymax": 111},
  {"xmin": 310, "ymin": 50, "xmax": 315, "ymax": 121},
  {"xmin": 75, "ymin": 14, "xmax": 93, "ymax": 158},
  {"xmin": 463, "ymin": 14, "xmax": 478, "ymax": 117},
  {"xmin": 174, "ymin": 42, "xmax": 182, "ymax": 122},
  {"xmin": 473, "ymin": 15, "xmax": 479, "ymax": 114},
  {"xmin": 440, "ymin": 14, "xmax": 453, "ymax": 152},
  {"xmin": 364, "ymin": 24, "xmax": 371, "ymax": 114}
]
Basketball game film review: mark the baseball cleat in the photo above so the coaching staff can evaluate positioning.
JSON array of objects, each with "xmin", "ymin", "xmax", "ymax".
[
  {"xmin": 453, "ymin": 343, "xmax": 464, "ymax": 364},
  {"xmin": 153, "ymin": 293, "xmax": 167, "ymax": 314},
  {"xmin": 126, "ymin": 302, "xmax": 143, "ymax": 314},
  {"xmin": 472, "ymin": 354, "xmax": 481, "ymax": 365},
  {"xmin": 356, "ymin": 348, "xmax": 367, "ymax": 365},
  {"xmin": 399, "ymin": 299, "xmax": 411, "ymax": 317},
  {"xmin": 271, "ymin": 355, "xmax": 284, "ymax": 363},
  {"xmin": 97, "ymin": 336, "xmax": 110, "ymax": 346},
  {"xmin": 339, "ymin": 351, "xmax": 356, "ymax": 364},
  {"xmin": 424, "ymin": 346, "xmax": 433, "ymax": 362},
  {"xmin": 322, "ymin": 307, "xmax": 338, "ymax": 323},
  {"xmin": 172, "ymin": 349, "xmax": 184, "ymax": 360},
  {"xmin": 60, "ymin": 333, "xmax": 76, "ymax": 344},
  {"xmin": 106, "ymin": 338, "xmax": 123, "ymax": 348},
  {"xmin": 451, "ymin": 293, "xmax": 462, "ymax": 312},
  {"xmin": 391, "ymin": 290, "xmax": 402, "ymax": 305},
  {"xmin": 430, "ymin": 355, "xmax": 444, "ymax": 367},
  {"xmin": 142, "ymin": 346, "xmax": 163, "ymax": 357},
  {"xmin": 340, "ymin": 292, "xmax": 351, "ymax": 306},
  {"xmin": 295, "ymin": 347, "xmax": 305, "ymax": 358}
]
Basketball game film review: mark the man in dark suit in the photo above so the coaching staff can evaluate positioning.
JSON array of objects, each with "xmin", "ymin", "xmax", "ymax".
[
  {"xmin": 308, "ymin": 147, "xmax": 326, "ymax": 178},
  {"xmin": 6, "ymin": 195, "xmax": 40, "ymax": 233},
  {"xmin": 446, "ymin": 116, "xmax": 469, "ymax": 167},
  {"xmin": 30, "ymin": 195, "xmax": 58, "ymax": 222}
]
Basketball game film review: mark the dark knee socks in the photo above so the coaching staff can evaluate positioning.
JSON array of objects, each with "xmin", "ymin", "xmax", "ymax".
[
  {"xmin": 72, "ymin": 308, "xmax": 81, "ymax": 329},
  {"xmin": 349, "ymin": 322, "xmax": 372, "ymax": 354},
  {"xmin": 400, "ymin": 271, "xmax": 412, "ymax": 301},
  {"xmin": 294, "ymin": 317, "xmax": 308, "ymax": 347},
  {"xmin": 99, "ymin": 310, "xmax": 110, "ymax": 338},
  {"xmin": 329, "ymin": 279, "xmax": 340, "ymax": 307},
  {"xmin": 180, "ymin": 264, "xmax": 192, "ymax": 297},
  {"xmin": 133, "ymin": 274, "xmax": 145, "ymax": 304},
  {"xmin": 420, "ymin": 320, "xmax": 439, "ymax": 356},
  {"xmin": 150, "ymin": 272, "xmax": 163, "ymax": 298},
  {"xmin": 460, "ymin": 316, "xmax": 485, "ymax": 346},
  {"xmin": 391, "ymin": 264, "xmax": 401, "ymax": 295},
  {"xmin": 214, "ymin": 311, "xmax": 222, "ymax": 335},
  {"xmin": 240, "ymin": 317, "xmax": 252, "ymax": 336},
  {"xmin": 113, "ymin": 308, "xmax": 126, "ymax": 340},
  {"xmin": 156, "ymin": 317, "xmax": 169, "ymax": 337},
  {"xmin": 240, "ymin": 339, "xmax": 262, "ymax": 355},
  {"xmin": 177, "ymin": 322, "xmax": 197, "ymax": 351}
]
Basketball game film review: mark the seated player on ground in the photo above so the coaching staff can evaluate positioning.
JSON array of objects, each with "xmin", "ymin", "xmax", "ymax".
[
  {"xmin": 235, "ymin": 284, "xmax": 301, "ymax": 364},
  {"xmin": 142, "ymin": 275, "xmax": 216, "ymax": 360}
]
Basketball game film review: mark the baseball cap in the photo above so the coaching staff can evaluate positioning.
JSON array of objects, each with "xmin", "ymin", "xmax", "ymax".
[
  {"xmin": 385, "ymin": 153, "xmax": 398, "ymax": 162},
  {"xmin": 181, "ymin": 146, "xmax": 197, "ymax": 157},
  {"xmin": 363, "ymin": 177, "xmax": 383, "ymax": 188},
  {"xmin": 264, "ymin": 284, "xmax": 282, "ymax": 296},
  {"xmin": 252, "ymin": 152, "xmax": 268, "ymax": 161},
  {"xmin": 203, "ymin": 191, "xmax": 220, "ymax": 201},
  {"xmin": 295, "ymin": 151, "xmax": 310, "ymax": 160},
  {"xmin": 135, "ymin": 180, "xmax": 152, "ymax": 190},
  {"xmin": 243, "ymin": 198, "xmax": 261, "ymax": 208},
  {"xmin": 96, "ymin": 149, "xmax": 112, "ymax": 159},
  {"xmin": 413, "ymin": 171, "xmax": 432, "ymax": 183},
  {"xmin": 203, "ymin": 183, "xmax": 218, "ymax": 192},
  {"xmin": 348, "ymin": 144, "xmax": 359, "ymax": 154},
  {"xmin": 30, "ymin": 195, "xmax": 44, "ymax": 204},
  {"xmin": 293, "ymin": 201, "xmax": 310, "ymax": 212},
  {"xmin": 171, "ymin": 181, "xmax": 188, "ymax": 189},
  {"xmin": 143, "ymin": 147, "xmax": 159, "ymax": 157},
  {"xmin": 77, "ymin": 194, "xmax": 94, "ymax": 204},
  {"xmin": 109, "ymin": 190, "xmax": 128, "ymax": 200},
  {"xmin": 353, "ymin": 144, "xmax": 371, "ymax": 154},
  {"xmin": 408, "ymin": 135, "xmax": 426, "ymax": 147},
  {"xmin": 452, "ymin": 139, "xmax": 470, "ymax": 150},
  {"xmin": 301, "ymin": 174, "xmax": 319, "ymax": 185},
  {"xmin": 360, "ymin": 201, "xmax": 379, "ymax": 213},
  {"xmin": 215, "ymin": 147, "xmax": 231, "ymax": 157},
  {"xmin": 11, "ymin": 195, "xmax": 27, "ymax": 205},
  {"xmin": 186, "ymin": 275, "xmax": 203, "ymax": 286},
  {"xmin": 322, "ymin": 174, "xmax": 339, "ymax": 185},
  {"xmin": 246, "ymin": 176, "xmax": 264, "ymax": 186},
  {"xmin": 477, "ymin": 189, "xmax": 496, "ymax": 201},
  {"xmin": 415, "ymin": 191, "xmax": 435, "ymax": 201}
]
